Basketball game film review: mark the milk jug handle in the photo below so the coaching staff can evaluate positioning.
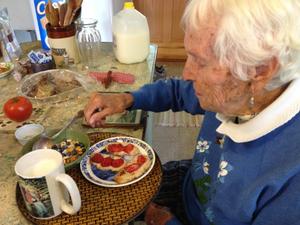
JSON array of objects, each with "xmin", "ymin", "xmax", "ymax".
[{"xmin": 56, "ymin": 173, "xmax": 81, "ymax": 215}]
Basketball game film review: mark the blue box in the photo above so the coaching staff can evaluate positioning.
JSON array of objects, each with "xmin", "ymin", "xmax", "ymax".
[{"xmin": 30, "ymin": 0, "xmax": 65, "ymax": 50}]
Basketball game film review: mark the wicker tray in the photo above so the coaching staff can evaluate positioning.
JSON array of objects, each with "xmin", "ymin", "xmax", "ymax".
[{"xmin": 16, "ymin": 132, "xmax": 162, "ymax": 225}]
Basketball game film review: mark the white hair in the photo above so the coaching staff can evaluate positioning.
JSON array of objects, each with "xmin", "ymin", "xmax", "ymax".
[{"xmin": 182, "ymin": 0, "xmax": 300, "ymax": 90}]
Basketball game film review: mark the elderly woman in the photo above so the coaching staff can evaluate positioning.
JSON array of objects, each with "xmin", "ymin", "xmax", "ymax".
[{"xmin": 84, "ymin": 0, "xmax": 300, "ymax": 224}]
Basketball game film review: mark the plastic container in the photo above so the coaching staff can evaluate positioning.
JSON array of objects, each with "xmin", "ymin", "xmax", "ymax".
[
  {"xmin": 0, "ymin": 7, "xmax": 22, "ymax": 61},
  {"xmin": 15, "ymin": 124, "xmax": 44, "ymax": 145},
  {"xmin": 112, "ymin": 2, "xmax": 150, "ymax": 64},
  {"xmin": 46, "ymin": 23, "xmax": 80, "ymax": 66}
]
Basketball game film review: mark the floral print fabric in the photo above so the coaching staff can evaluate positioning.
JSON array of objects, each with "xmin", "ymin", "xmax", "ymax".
[{"xmin": 192, "ymin": 136, "xmax": 234, "ymax": 224}]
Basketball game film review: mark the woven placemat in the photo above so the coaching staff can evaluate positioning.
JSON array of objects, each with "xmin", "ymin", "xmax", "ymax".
[{"xmin": 16, "ymin": 132, "xmax": 162, "ymax": 225}]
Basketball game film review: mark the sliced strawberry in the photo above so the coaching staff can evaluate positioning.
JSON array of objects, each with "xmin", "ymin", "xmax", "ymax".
[
  {"xmin": 124, "ymin": 144, "xmax": 134, "ymax": 153},
  {"xmin": 111, "ymin": 158, "xmax": 125, "ymax": 168},
  {"xmin": 137, "ymin": 155, "xmax": 147, "ymax": 165},
  {"xmin": 107, "ymin": 143, "xmax": 123, "ymax": 153},
  {"xmin": 90, "ymin": 153, "xmax": 103, "ymax": 163},
  {"xmin": 124, "ymin": 163, "xmax": 140, "ymax": 173},
  {"xmin": 101, "ymin": 157, "xmax": 113, "ymax": 167}
]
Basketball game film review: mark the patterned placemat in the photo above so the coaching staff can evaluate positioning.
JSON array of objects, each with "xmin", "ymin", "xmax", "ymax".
[
  {"xmin": 16, "ymin": 132, "xmax": 162, "ymax": 225},
  {"xmin": 0, "ymin": 106, "xmax": 51, "ymax": 131}
]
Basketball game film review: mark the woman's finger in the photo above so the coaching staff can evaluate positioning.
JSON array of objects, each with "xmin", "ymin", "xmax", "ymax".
[
  {"xmin": 84, "ymin": 93, "xmax": 103, "ymax": 123},
  {"xmin": 89, "ymin": 107, "xmax": 113, "ymax": 127}
]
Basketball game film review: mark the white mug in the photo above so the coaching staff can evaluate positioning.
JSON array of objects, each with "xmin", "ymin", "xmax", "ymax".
[{"xmin": 15, "ymin": 149, "xmax": 81, "ymax": 219}]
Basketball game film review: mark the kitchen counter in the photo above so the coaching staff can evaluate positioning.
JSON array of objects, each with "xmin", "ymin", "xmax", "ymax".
[{"xmin": 0, "ymin": 42, "xmax": 157, "ymax": 225}]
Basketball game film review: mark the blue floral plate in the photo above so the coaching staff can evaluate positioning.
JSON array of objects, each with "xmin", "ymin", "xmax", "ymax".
[{"xmin": 80, "ymin": 136, "xmax": 155, "ymax": 187}]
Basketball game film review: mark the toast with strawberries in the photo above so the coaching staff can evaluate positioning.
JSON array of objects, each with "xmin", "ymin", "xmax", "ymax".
[{"xmin": 89, "ymin": 142, "xmax": 151, "ymax": 184}]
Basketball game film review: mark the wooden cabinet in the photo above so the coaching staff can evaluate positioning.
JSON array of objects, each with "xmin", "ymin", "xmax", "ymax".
[{"xmin": 133, "ymin": 0, "xmax": 187, "ymax": 61}]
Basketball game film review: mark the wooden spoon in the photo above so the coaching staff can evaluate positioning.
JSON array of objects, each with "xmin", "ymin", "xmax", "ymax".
[
  {"xmin": 52, "ymin": 7, "xmax": 60, "ymax": 26},
  {"xmin": 63, "ymin": 0, "xmax": 83, "ymax": 26},
  {"xmin": 69, "ymin": 6, "xmax": 81, "ymax": 24},
  {"xmin": 45, "ymin": 3, "xmax": 53, "ymax": 25},
  {"xmin": 48, "ymin": 0, "xmax": 54, "ymax": 14},
  {"xmin": 46, "ymin": 0, "xmax": 58, "ymax": 26},
  {"xmin": 59, "ymin": 3, "xmax": 67, "ymax": 26}
]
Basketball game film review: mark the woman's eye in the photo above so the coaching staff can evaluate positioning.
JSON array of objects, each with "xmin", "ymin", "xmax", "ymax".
[
  {"xmin": 187, "ymin": 54, "xmax": 207, "ymax": 68},
  {"xmin": 198, "ymin": 62, "xmax": 207, "ymax": 68}
]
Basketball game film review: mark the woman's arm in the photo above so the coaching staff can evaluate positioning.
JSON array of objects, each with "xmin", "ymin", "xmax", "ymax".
[
  {"xmin": 130, "ymin": 78, "xmax": 204, "ymax": 115},
  {"xmin": 84, "ymin": 78, "xmax": 204, "ymax": 127}
]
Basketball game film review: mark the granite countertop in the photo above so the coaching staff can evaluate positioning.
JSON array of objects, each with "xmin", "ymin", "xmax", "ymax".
[{"xmin": 0, "ymin": 42, "xmax": 157, "ymax": 225}]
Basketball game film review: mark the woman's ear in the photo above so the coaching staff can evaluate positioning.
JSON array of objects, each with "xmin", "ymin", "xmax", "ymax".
[
  {"xmin": 253, "ymin": 57, "xmax": 279, "ymax": 81},
  {"xmin": 250, "ymin": 57, "xmax": 280, "ymax": 91}
]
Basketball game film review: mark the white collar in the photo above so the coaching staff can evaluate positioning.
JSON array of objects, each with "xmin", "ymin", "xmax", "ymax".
[{"xmin": 216, "ymin": 77, "xmax": 300, "ymax": 143}]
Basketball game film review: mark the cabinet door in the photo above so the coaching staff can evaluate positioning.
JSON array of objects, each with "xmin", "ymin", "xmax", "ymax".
[{"xmin": 134, "ymin": 0, "xmax": 187, "ymax": 60}]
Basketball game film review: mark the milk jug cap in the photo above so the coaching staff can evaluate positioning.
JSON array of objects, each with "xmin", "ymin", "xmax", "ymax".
[{"xmin": 124, "ymin": 2, "xmax": 135, "ymax": 9}]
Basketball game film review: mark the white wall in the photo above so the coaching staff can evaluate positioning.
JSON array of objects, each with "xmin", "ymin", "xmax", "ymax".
[
  {"xmin": 81, "ymin": 0, "xmax": 124, "ymax": 42},
  {"xmin": 0, "ymin": 0, "xmax": 34, "ymax": 30}
]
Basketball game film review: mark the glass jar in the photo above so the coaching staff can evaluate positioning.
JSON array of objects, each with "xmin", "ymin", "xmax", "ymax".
[{"xmin": 75, "ymin": 18, "xmax": 101, "ymax": 69}]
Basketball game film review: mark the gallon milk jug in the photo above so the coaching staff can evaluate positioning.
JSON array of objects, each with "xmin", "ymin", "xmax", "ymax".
[{"xmin": 113, "ymin": 2, "xmax": 150, "ymax": 64}]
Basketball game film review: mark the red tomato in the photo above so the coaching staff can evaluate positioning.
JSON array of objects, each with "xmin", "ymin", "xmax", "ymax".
[{"xmin": 3, "ymin": 96, "xmax": 33, "ymax": 122}]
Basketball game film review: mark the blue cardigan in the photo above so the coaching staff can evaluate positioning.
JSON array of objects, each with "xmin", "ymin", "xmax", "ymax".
[{"xmin": 131, "ymin": 79, "xmax": 300, "ymax": 225}]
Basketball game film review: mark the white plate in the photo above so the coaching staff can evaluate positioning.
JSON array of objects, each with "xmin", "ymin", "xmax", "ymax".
[
  {"xmin": 0, "ymin": 62, "xmax": 14, "ymax": 78},
  {"xmin": 80, "ymin": 136, "xmax": 155, "ymax": 187}
]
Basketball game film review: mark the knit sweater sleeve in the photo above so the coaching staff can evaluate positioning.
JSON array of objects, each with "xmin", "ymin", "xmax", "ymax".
[{"xmin": 129, "ymin": 78, "xmax": 204, "ymax": 115}]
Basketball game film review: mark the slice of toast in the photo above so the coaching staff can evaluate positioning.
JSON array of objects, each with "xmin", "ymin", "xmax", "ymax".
[{"xmin": 114, "ymin": 154, "xmax": 151, "ymax": 184}]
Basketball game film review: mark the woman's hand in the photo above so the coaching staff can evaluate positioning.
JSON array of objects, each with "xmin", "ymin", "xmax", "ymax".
[
  {"xmin": 145, "ymin": 202, "xmax": 175, "ymax": 225},
  {"xmin": 84, "ymin": 92, "xmax": 134, "ymax": 127}
]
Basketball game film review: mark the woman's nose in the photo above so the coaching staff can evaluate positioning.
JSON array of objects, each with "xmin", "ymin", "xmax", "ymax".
[{"xmin": 183, "ymin": 58, "xmax": 196, "ymax": 81}]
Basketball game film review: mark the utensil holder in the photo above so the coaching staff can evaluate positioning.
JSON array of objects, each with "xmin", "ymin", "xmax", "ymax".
[{"xmin": 46, "ymin": 23, "xmax": 80, "ymax": 66}]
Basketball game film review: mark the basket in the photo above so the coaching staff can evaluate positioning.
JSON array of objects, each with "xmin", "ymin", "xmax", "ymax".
[{"xmin": 16, "ymin": 132, "xmax": 162, "ymax": 225}]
